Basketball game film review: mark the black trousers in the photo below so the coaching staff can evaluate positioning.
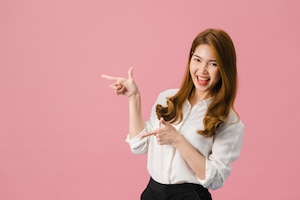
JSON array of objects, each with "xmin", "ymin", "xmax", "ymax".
[{"xmin": 141, "ymin": 178, "xmax": 212, "ymax": 200}]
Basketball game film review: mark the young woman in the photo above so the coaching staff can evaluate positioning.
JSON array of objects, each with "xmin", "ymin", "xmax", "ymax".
[{"xmin": 102, "ymin": 28, "xmax": 244, "ymax": 200}]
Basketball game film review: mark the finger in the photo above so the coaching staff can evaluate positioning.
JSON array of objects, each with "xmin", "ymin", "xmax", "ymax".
[
  {"xmin": 160, "ymin": 118, "xmax": 169, "ymax": 126},
  {"xmin": 116, "ymin": 86, "xmax": 126, "ymax": 95},
  {"xmin": 127, "ymin": 67, "xmax": 134, "ymax": 80},
  {"xmin": 101, "ymin": 74, "xmax": 118, "ymax": 81},
  {"xmin": 110, "ymin": 83, "xmax": 122, "ymax": 90},
  {"xmin": 141, "ymin": 131, "xmax": 156, "ymax": 138}
]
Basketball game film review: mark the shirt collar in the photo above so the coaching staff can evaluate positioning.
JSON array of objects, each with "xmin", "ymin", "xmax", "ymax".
[{"xmin": 184, "ymin": 97, "xmax": 213, "ymax": 109}]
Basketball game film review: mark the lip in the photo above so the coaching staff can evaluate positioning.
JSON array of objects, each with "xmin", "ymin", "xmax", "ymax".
[{"xmin": 196, "ymin": 75, "xmax": 210, "ymax": 81}]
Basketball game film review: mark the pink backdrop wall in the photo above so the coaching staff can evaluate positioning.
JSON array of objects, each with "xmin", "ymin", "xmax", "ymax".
[{"xmin": 1, "ymin": 0, "xmax": 299, "ymax": 199}]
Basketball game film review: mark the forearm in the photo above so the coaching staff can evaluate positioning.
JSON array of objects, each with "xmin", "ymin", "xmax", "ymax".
[
  {"xmin": 128, "ymin": 92, "xmax": 145, "ymax": 139},
  {"xmin": 173, "ymin": 134, "xmax": 206, "ymax": 180}
]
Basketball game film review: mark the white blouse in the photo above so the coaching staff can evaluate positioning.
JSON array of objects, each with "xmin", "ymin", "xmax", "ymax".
[{"xmin": 126, "ymin": 89, "xmax": 244, "ymax": 190}]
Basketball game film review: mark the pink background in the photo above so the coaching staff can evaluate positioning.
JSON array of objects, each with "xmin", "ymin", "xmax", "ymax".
[{"xmin": 1, "ymin": 0, "xmax": 299, "ymax": 199}]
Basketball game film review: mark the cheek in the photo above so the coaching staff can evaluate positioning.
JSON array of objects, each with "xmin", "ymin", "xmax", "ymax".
[
  {"xmin": 189, "ymin": 62, "xmax": 196, "ymax": 74},
  {"xmin": 189, "ymin": 64, "xmax": 193, "ymax": 75}
]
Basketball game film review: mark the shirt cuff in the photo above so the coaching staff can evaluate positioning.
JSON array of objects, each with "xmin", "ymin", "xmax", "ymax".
[
  {"xmin": 197, "ymin": 159, "xmax": 221, "ymax": 189},
  {"xmin": 125, "ymin": 128, "xmax": 148, "ymax": 154}
]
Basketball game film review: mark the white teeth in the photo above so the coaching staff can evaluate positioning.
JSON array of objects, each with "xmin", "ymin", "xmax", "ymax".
[{"xmin": 197, "ymin": 76, "xmax": 209, "ymax": 81}]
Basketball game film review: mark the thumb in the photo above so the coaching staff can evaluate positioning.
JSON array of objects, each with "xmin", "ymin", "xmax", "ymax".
[
  {"xmin": 160, "ymin": 118, "xmax": 169, "ymax": 126},
  {"xmin": 128, "ymin": 67, "xmax": 134, "ymax": 80}
]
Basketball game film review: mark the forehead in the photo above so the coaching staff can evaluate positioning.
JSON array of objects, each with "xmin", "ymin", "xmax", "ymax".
[{"xmin": 193, "ymin": 44, "xmax": 216, "ymax": 60}]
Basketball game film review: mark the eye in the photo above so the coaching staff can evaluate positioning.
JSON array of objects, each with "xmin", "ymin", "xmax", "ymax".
[
  {"xmin": 193, "ymin": 56, "xmax": 201, "ymax": 62},
  {"xmin": 209, "ymin": 62, "xmax": 218, "ymax": 67}
]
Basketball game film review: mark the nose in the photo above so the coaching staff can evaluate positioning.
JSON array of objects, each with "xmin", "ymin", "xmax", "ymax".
[{"xmin": 198, "ymin": 62, "xmax": 208, "ymax": 73}]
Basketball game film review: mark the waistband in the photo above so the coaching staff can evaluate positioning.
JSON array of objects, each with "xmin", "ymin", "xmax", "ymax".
[{"xmin": 147, "ymin": 177, "xmax": 208, "ymax": 193}]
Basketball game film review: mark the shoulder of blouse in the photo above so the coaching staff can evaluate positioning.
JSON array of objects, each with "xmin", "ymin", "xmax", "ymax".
[
  {"xmin": 227, "ymin": 109, "xmax": 243, "ymax": 124},
  {"xmin": 158, "ymin": 88, "xmax": 179, "ymax": 97},
  {"xmin": 156, "ymin": 88, "xmax": 179, "ymax": 102},
  {"xmin": 217, "ymin": 109, "xmax": 244, "ymax": 135}
]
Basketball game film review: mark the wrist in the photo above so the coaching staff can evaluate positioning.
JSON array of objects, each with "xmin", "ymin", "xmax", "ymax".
[
  {"xmin": 128, "ymin": 91, "xmax": 140, "ymax": 99},
  {"xmin": 172, "ymin": 133, "xmax": 184, "ymax": 148}
]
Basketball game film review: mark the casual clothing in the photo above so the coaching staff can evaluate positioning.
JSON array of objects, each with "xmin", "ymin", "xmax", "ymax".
[
  {"xmin": 126, "ymin": 89, "xmax": 244, "ymax": 190},
  {"xmin": 141, "ymin": 178, "xmax": 212, "ymax": 200}
]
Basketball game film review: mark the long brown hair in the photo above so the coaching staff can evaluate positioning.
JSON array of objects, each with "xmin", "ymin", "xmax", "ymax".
[{"xmin": 156, "ymin": 28, "xmax": 238, "ymax": 137}]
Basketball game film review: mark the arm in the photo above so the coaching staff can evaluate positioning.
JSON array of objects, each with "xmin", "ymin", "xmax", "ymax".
[
  {"xmin": 102, "ymin": 67, "xmax": 145, "ymax": 138},
  {"xmin": 141, "ymin": 117, "xmax": 244, "ymax": 188},
  {"xmin": 173, "ymin": 134, "xmax": 207, "ymax": 179},
  {"xmin": 141, "ymin": 118, "xmax": 206, "ymax": 179},
  {"xmin": 202, "ymin": 120, "xmax": 244, "ymax": 189},
  {"xmin": 128, "ymin": 92, "xmax": 144, "ymax": 138}
]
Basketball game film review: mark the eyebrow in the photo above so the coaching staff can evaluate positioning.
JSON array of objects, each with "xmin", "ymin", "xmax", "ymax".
[{"xmin": 193, "ymin": 54, "xmax": 217, "ymax": 62}]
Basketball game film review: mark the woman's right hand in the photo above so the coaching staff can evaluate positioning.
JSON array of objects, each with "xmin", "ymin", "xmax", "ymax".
[{"xmin": 101, "ymin": 67, "xmax": 139, "ymax": 97}]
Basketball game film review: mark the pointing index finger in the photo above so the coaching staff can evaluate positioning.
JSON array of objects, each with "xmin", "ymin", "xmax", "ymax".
[
  {"xmin": 101, "ymin": 74, "xmax": 118, "ymax": 81},
  {"xmin": 141, "ymin": 131, "xmax": 156, "ymax": 139}
]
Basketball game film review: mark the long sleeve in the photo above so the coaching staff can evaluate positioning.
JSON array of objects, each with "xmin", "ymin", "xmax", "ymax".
[
  {"xmin": 125, "ymin": 89, "xmax": 245, "ymax": 189},
  {"xmin": 125, "ymin": 90, "xmax": 164, "ymax": 154},
  {"xmin": 198, "ymin": 113, "xmax": 245, "ymax": 189}
]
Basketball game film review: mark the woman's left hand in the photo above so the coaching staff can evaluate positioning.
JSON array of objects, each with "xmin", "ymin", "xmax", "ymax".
[{"xmin": 141, "ymin": 118, "xmax": 181, "ymax": 146}]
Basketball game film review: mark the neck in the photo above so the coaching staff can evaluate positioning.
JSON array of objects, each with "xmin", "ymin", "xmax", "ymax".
[{"xmin": 189, "ymin": 90, "xmax": 211, "ymax": 106}]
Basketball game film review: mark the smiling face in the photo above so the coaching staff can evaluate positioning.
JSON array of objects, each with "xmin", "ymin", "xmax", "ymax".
[{"xmin": 189, "ymin": 44, "xmax": 220, "ymax": 100}]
